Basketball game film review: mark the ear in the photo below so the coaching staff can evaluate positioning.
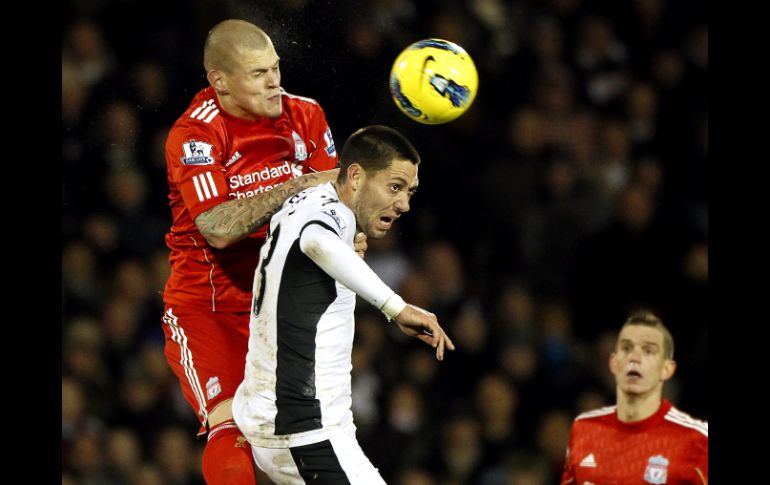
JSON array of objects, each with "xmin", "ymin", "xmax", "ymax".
[
  {"xmin": 609, "ymin": 352, "xmax": 618, "ymax": 376},
  {"xmin": 661, "ymin": 359, "xmax": 676, "ymax": 381},
  {"xmin": 207, "ymin": 70, "xmax": 227, "ymax": 95},
  {"xmin": 347, "ymin": 163, "xmax": 364, "ymax": 191}
]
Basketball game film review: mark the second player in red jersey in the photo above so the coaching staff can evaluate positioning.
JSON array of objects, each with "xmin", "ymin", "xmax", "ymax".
[{"xmin": 562, "ymin": 311, "xmax": 707, "ymax": 485}]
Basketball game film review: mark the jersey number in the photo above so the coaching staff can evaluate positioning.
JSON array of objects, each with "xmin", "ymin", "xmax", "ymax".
[{"xmin": 252, "ymin": 224, "xmax": 281, "ymax": 316}]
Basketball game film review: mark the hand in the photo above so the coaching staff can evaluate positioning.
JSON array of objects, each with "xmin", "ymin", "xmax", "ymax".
[
  {"xmin": 353, "ymin": 232, "xmax": 368, "ymax": 259},
  {"xmin": 394, "ymin": 304, "xmax": 456, "ymax": 361}
]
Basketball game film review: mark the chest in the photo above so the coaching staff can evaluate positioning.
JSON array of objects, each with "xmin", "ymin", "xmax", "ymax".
[
  {"xmin": 222, "ymin": 123, "xmax": 313, "ymax": 198},
  {"xmin": 571, "ymin": 430, "xmax": 694, "ymax": 484}
]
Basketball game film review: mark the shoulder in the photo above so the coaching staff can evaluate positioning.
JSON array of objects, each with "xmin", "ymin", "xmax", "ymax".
[
  {"xmin": 281, "ymin": 89, "xmax": 327, "ymax": 118},
  {"xmin": 169, "ymin": 88, "xmax": 225, "ymax": 140},
  {"xmin": 281, "ymin": 88, "xmax": 321, "ymax": 106},
  {"xmin": 296, "ymin": 184, "xmax": 351, "ymax": 235},
  {"xmin": 285, "ymin": 183, "xmax": 338, "ymax": 214},
  {"xmin": 302, "ymin": 184, "xmax": 348, "ymax": 215},
  {"xmin": 664, "ymin": 405, "xmax": 708, "ymax": 439},
  {"xmin": 574, "ymin": 405, "xmax": 617, "ymax": 423}
]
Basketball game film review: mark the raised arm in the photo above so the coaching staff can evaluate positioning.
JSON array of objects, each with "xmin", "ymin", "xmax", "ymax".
[
  {"xmin": 300, "ymin": 223, "xmax": 454, "ymax": 360},
  {"xmin": 196, "ymin": 170, "xmax": 338, "ymax": 248}
]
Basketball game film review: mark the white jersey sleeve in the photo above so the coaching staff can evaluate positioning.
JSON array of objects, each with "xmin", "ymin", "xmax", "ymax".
[{"xmin": 299, "ymin": 218, "xmax": 404, "ymax": 317}]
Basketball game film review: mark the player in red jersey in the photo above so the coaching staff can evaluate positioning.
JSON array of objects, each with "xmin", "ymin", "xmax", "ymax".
[
  {"xmin": 160, "ymin": 19, "xmax": 366, "ymax": 484},
  {"xmin": 562, "ymin": 311, "xmax": 708, "ymax": 485}
]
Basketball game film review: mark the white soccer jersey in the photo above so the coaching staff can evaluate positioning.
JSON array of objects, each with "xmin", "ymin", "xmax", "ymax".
[{"xmin": 233, "ymin": 182, "xmax": 400, "ymax": 449}]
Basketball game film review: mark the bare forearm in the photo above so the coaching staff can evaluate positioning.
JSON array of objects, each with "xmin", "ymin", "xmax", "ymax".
[{"xmin": 195, "ymin": 170, "xmax": 337, "ymax": 248}]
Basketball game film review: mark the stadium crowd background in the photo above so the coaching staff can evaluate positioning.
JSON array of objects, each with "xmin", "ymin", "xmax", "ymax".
[{"xmin": 62, "ymin": 0, "xmax": 707, "ymax": 483}]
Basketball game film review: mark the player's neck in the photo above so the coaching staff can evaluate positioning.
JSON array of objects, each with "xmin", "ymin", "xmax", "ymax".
[
  {"xmin": 333, "ymin": 180, "xmax": 355, "ymax": 210},
  {"xmin": 616, "ymin": 389, "xmax": 663, "ymax": 423}
]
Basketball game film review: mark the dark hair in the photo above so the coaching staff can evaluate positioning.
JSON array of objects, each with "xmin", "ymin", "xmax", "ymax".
[
  {"xmin": 621, "ymin": 309, "xmax": 675, "ymax": 359},
  {"xmin": 338, "ymin": 125, "xmax": 420, "ymax": 181}
]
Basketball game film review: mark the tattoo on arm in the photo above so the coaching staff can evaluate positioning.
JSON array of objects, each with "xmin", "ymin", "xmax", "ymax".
[{"xmin": 195, "ymin": 171, "xmax": 336, "ymax": 248}]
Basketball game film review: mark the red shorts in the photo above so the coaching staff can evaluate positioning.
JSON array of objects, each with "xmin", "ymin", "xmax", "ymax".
[{"xmin": 161, "ymin": 305, "xmax": 250, "ymax": 436}]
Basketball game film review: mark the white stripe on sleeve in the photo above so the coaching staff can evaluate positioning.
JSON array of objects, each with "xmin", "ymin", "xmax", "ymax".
[
  {"xmin": 205, "ymin": 171, "xmax": 219, "ymax": 197},
  {"xmin": 192, "ymin": 175, "xmax": 205, "ymax": 202},
  {"xmin": 199, "ymin": 174, "xmax": 212, "ymax": 199}
]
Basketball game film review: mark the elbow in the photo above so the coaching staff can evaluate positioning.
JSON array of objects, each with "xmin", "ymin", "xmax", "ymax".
[
  {"xmin": 198, "ymin": 226, "xmax": 236, "ymax": 249},
  {"xmin": 195, "ymin": 213, "xmax": 239, "ymax": 249},
  {"xmin": 203, "ymin": 227, "xmax": 244, "ymax": 249},
  {"xmin": 204, "ymin": 235, "xmax": 231, "ymax": 249}
]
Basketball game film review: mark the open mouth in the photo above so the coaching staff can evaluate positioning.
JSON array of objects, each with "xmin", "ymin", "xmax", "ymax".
[
  {"xmin": 626, "ymin": 370, "xmax": 642, "ymax": 379},
  {"xmin": 378, "ymin": 216, "xmax": 395, "ymax": 230}
]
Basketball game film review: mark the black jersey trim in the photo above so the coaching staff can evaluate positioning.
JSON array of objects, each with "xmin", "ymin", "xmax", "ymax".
[{"xmin": 274, "ymin": 236, "xmax": 337, "ymax": 434}]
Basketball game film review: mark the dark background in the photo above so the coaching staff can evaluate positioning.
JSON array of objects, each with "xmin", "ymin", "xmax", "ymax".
[{"xmin": 62, "ymin": 1, "xmax": 707, "ymax": 483}]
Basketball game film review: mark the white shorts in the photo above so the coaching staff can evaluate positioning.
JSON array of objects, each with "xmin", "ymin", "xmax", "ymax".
[{"xmin": 251, "ymin": 425, "xmax": 386, "ymax": 484}]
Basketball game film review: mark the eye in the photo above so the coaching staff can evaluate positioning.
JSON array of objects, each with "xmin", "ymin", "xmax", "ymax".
[{"xmin": 390, "ymin": 183, "xmax": 400, "ymax": 192}]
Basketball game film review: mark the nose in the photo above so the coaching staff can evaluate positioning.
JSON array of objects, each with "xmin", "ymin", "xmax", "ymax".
[
  {"xmin": 395, "ymin": 193, "xmax": 411, "ymax": 214},
  {"xmin": 266, "ymin": 68, "xmax": 280, "ymax": 88}
]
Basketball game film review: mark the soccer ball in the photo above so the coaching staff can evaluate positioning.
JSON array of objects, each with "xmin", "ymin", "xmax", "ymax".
[{"xmin": 389, "ymin": 39, "xmax": 478, "ymax": 125}]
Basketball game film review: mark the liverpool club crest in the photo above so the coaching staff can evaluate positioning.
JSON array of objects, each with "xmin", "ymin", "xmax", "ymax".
[{"xmin": 644, "ymin": 455, "xmax": 669, "ymax": 484}]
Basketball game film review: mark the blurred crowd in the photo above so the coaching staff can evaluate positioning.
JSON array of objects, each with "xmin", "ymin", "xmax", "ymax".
[{"xmin": 62, "ymin": 0, "xmax": 707, "ymax": 484}]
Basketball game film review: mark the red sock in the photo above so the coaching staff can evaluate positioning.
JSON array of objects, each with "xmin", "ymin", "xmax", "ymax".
[{"xmin": 202, "ymin": 420, "xmax": 258, "ymax": 485}]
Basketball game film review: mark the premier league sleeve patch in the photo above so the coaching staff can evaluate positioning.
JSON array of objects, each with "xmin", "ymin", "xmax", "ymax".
[
  {"xmin": 181, "ymin": 140, "xmax": 215, "ymax": 165},
  {"xmin": 323, "ymin": 127, "xmax": 336, "ymax": 157},
  {"xmin": 321, "ymin": 208, "xmax": 346, "ymax": 233}
]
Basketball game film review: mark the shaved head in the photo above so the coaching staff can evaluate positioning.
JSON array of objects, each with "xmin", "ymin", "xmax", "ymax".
[{"xmin": 203, "ymin": 19, "xmax": 272, "ymax": 73}]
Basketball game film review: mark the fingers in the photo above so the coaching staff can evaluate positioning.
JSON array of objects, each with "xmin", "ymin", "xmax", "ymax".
[
  {"xmin": 397, "ymin": 305, "xmax": 454, "ymax": 360},
  {"xmin": 353, "ymin": 232, "xmax": 368, "ymax": 259},
  {"xmin": 416, "ymin": 334, "xmax": 434, "ymax": 346},
  {"xmin": 425, "ymin": 322, "xmax": 452, "ymax": 361},
  {"xmin": 437, "ymin": 332, "xmax": 445, "ymax": 361},
  {"xmin": 443, "ymin": 333, "xmax": 455, "ymax": 351}
]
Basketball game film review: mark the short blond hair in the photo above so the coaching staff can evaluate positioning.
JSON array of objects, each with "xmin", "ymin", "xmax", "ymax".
[
  {"xmin": 203, "ymin": 19, "xmax": 271, "ymax": 73},
  {"xmin": 620, "ymin": 310, "xmax": 674, "ymax": 359}
]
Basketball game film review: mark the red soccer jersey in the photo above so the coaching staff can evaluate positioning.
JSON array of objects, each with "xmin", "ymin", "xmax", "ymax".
[
  {"xmin": 562, "ymin": 400, "xmax": 708, "ymax": 485},
  {"xmin": 163, "ymin": 86, "xmax": 338, "ymax": 312}
]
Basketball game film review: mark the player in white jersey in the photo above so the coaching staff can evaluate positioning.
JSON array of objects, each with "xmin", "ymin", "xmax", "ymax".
[{"xmin": 233, "ymin": 125, "xmax": 455, "ymax": 484}]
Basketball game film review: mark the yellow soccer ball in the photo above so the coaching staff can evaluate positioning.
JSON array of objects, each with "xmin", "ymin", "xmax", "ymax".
[{"xmin": 389, "ymin": 39, "xmax": 479, "ymax": 125}]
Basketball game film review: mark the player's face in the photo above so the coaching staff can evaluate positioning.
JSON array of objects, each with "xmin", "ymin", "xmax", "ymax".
[
  {"xmin": 355, "ymin": 160, "xmax": 418, "ymax": 239},
  {"xmin": 610, "ymin": 325, "xmax": 675, "ymax": 397},
  {"xmin": 223, "ymin": 43, "xmax": 282, "ymax": 119}
]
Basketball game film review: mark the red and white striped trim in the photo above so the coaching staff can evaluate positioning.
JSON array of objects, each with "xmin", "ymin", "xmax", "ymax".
[
  {"xmin": 208, "ymin": 420, "xmax": 239, "ymax": 441},
  {"xmin": 163, "ymin": 308, "xmax": 209, "ymax": 423},
  {"xmin": 190, "ymin": 99, "xmax": 220, "ymax": 123},
  {"xmin": 575, "ymin": 405, "xmax": 616, "ymax": 421},
  {"xmin": 665, "ymin": 407, "xmax": 708, "ymax": 437},
  {"xmin": 192, "ymin": 172, "xmax": 219, "ymax": 202}
]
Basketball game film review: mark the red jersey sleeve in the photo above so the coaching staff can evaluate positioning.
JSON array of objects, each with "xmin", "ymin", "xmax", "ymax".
[
  {"xmin": 305, "ymin": 106, "xmax": 338, "ymax": 172},
  {"xmin": 166, "ymin": 123, "xmax": 230, "ymax": 222}
]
